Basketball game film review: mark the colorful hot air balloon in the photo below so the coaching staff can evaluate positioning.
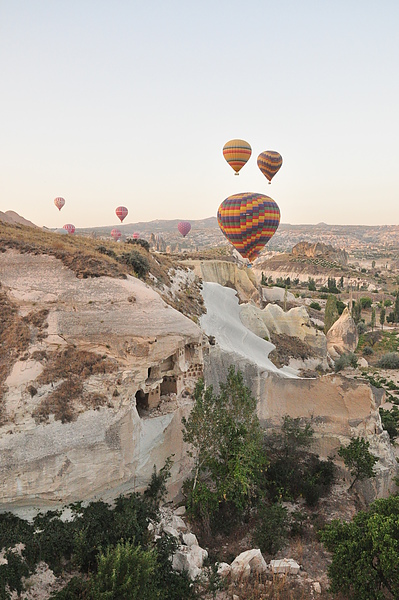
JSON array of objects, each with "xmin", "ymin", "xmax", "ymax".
[
  {"xmin": 111, "ymin": 228, "xmax": 122, "ymax": 241},
  {"xmin": 177, "ymin": 221, "xmax": 191, "ymax": 237},
  {"xmin": 223, "ymin": 139, "xmax": 252, "ymax": 175},
  {"xmin": 132, "ymin": 232, "xmax": 140, "ymax": 239},
  {"xmin": 115, "ymin": 206, "xmax": 128, "ymax": 222},
  {"xmin": 257, "ymin": 151, "xmax": 283, "ymax": 184},
  {"xmin": 217, "ymin": 193, "xmax": 280, "ymax": 263},
  {"xmin": 54, "ymin": 197, "xmax": 65, "ymax": 211},
  {"xmin": 63, "ymin": 223, "xmax": 75, "ymax": 234}
]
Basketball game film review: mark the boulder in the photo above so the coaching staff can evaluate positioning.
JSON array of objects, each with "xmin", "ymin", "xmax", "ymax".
[
  {"xmin": 239, "ymin": 304, "xmax": 270, "ymax": 340},
  {"xmin": 230, "ymin": 549, "xmax": 267, "ymax": 580},
  {"xmin": 262, "ymin": 287, "xmax": 296, "ymax": 304},
  {"xmin": 217, "ymin": 562, "xmax": 231, "ymax": 578},
  {"xmin": 172, "ymin": 544, "xmax": 208, "ymax": 580},
  {"xmin": 326, "ymin": 308, "xmax": 358, "ymax": 359},
  {"xmin": 270, "ymin": 558, "xmax": 300, "ymax": 575}
]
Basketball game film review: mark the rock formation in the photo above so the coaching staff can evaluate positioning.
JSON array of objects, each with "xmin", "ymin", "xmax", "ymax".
[
  {"xmin": 326, "ymin": 307, "xmax": 358, "ymax": 359},
  {"xmin": 0, "ymin": 250, "xmax": 204, "ymax": 513},
  {"xmin": 291, "ymin": 241, "xmax": 348, "ymax": 265}
]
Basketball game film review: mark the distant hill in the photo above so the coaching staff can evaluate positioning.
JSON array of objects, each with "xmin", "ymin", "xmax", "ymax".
[{"xmin": 0, "ymin": 210, "xmax": 38, "ymax": 228}]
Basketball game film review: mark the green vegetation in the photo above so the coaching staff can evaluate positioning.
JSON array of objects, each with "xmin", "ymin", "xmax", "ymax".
[
  {"xmin": 324, "ymin": 295, "xmax": 339, "ymax": 333},
  {"xmin": 182, "ymin": 367, "xmax": 266, "ymax": 529},
  {"xmin": 334, "ymin": 352, "xmax": 358, "ymax": 372},
  {"xmin": 379, "ymin": 406, "xmax": 399, "ymax": 441},
  {"xmin": 338, "ymin": 437, "xmax": 378, "ymax": 490},
  {"xmin": 321, "ymin": 495, "xmax": 399, "ymax": 599},
  {"xmin": 0, "ymin": 462, "xmax": 197, "ymax": 600},
  {"xmin": 377, "ymin": 352, "xmax": 399, "ymax": 369},
  {"xmin": 309, "ymin": 301, "xmax": 321, "ymax": 311}
]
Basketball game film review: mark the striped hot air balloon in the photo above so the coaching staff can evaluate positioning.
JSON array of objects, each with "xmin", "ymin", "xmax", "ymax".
[
  {"xmin": 132, "ymin": 232, "xmax": 140, "ymax": 239},
  {"xmin": 115, "ymin": 206, "xmax": 128, "ymax": 222},
  {"xmin": 111, "ymin": 228, "xmax": 122, "ymax": 241},
  {"xmin": 177, "ymin": 221, "xmax": 191, "ymax": 237},
  {"xmin": 222, "ymin": 139, "xmax": 252, "ymax": 175},
  {"xmin": 257, "ymin": 151, "xmax": 283, "ymax": 184},
  {"xmin": 217, "ymin": 193, "xmax": 280, "ymax": 263},
  {"xmin": 54, "ymin": 197, "xmax": 65, "ymax": 211},
  {"xmin": 63, "ymin": 223, "xmax": 75, "ymax": 234}
]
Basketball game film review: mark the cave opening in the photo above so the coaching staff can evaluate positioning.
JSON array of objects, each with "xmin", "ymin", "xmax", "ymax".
[{"xmin": 135, "ymin": 389, "xmax": 149, "ymax": 416}]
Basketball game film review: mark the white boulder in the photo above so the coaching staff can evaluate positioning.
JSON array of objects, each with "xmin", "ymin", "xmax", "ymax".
[
  {"xmin": 230, "ymin": 549, "xmax": 267, "ymax": 580},
  {"xmin": 270, "ymin": 558, "xmax": 300, "ymax": 575}
]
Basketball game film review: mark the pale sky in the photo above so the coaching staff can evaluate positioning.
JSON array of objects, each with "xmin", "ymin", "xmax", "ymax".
[{"xmin": 1, "ymin": 1, "xmax": 398, "ymax": 228}]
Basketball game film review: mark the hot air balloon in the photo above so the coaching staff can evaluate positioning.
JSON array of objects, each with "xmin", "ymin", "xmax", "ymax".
[
  {"xmin": 63, "ymin": 223, "xmax": 75, "ymax": 234},
  {"xmin": 54, "ymin": 197, "xmax": 65, "ymax": 211},
  {"xmin": 217, "ymin": 193, "xmax": 280, "ymax": 263},
  {"xmin": 132, "ymin": 232, "xmax": 140, "ymax": 239},
  {"xmin": 177, "ymin": 221, "xmax": 191, "ymax": 237},
  {"xmin": 222, "ymin": 139, "xmax": 252, "ymax": 175},
  {"xmin": 115, "ymin": 206, "xmax": 128, "ymax": 222},
  {"xmin": 257, "ymin": 151, "xmax": 283, "ymax": 184},
  {"xmin": 111, "ymin": 228, "xmax": 122, "ymax": 241}
]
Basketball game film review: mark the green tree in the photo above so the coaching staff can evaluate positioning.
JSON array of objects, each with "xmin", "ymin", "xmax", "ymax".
[
  {"xmin": 380, "ymin": 306, "xmax": 386, "ymax": 330},
  {"xmin": 371, "ymin": 307, "xmax": 376, "ymax": 331},
  {"xmin": 338, "ymin": 437, "xmax": 378, "ymax": 490},
  {"xmin": 308, "ymin": 277, "xmax": 316, "ymax": 291},
  {"xmin": 182, "ymin": 368, "xmax": 267, "ymax": 527},
  {"xmin": 321, "ymin": 495, "xmax": 399, "ymax": 599},
  {"xmin": 90, "ymin": 541, "xmax": 159, "ymax": 600},
  {"xmin": 394, "ymin": 291, "xmax": 399, "ymax": 323},
  {"xmin": 324, "ymin": 295, "xmax": 339, "ymax": 334},
  {"xmin": 261, "ymin": 272, "xmax": 267, "ymax": 286}
]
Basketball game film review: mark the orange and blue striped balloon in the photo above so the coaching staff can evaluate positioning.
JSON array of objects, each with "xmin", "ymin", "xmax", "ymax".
[
  {"xmin": 257, "ymin": 151, "xmax": 283, "ymax": 183},
  {"xmin": 223, "ymin": 139, "xmax": 252, "ymax": 175},
  {"xmin": 217, "ymin": 193, "xmax": 280, "ymax": 262}
]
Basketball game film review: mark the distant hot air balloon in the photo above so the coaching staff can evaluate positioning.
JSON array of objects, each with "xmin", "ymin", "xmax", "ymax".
[
  {"xmin": 111, "ymin": 228, "xmax": 122, "ymax": 241},
  {"xmin": 223, "ymin": 139, "xmax": 252, "ymax": 175},
  {"xmin": 115, "ymin": 206, "xmax": 128, "ymax": 222},
  {"xmin": 63, "ymin": 223, "xmax": 75, "ymax": 234},
  {"xmin": 132, "ymin": 232, "xmax": 140, "ymax": 239},
  {"xmin": 257, "ymin": 151, "xmax": 283, "ymax": 184},
  {"xmin": 217, "ymin": 193, "xmax": 280, "ymax": 263},
  {"xmin": 177, "ymin": 221, "xmax": 191, "ymax": 237},
  {"xmin": 54, "ymin": 197, "xmax": 65, "ymax": 211}
]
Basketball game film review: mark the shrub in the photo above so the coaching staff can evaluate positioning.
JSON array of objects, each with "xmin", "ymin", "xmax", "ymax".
[
  {"xmin": 362, "ymin": 346, "xmax": 373, "ymax": 356},
  {"xmin": 309, "ymin": 301, "xmax": 321, "ymax": 311},
  {"xmin": 359, "ymin": 297, "xmax": 372, "ymax": 309},
  {"xmin": 89, "ymin": 541, "xmax": 158, "ymax": 600},
  {"xmin": 379, "ymin": 407, "xmax": 399, "ymax": 441},
  {"xmin": 377, "ymin": 352, "xmax": 399, "ymax": 369},
  {"xmin": 336, "ymin": 299, "xmax": 346, "ymax": 315},
  {"xmin": 253, "ymin": 503, "xmax": 289, "ymax": 554},
  {"xmin": 357, "ymin": 321, "xmax": 367, "ymax": 335},
  {"xmin": 118, "ymin": 251, "xmax": 149, "ymax": 279},
  {"xmin": 334, "ymin": 353, "xmax": 358, "ymax": 372},
  {"xmin": 126, "ymin": 238, "xmax": 150, "ymax": 251}
]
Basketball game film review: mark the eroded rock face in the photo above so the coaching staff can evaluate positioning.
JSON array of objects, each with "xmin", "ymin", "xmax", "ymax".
[
  {"xmin": 0, "ymin": 250, "xmax": 204, "ymax": 513},
  {"xmin": 326, "ymin": 307, "xmax": 358, "ymax": 359},
  {"xmin": 204, "ymin": 347, "xmax": 397, "ymax": 502},
  {"xmin": 291, "ymin": 241, "xmax": 348, "ymax": 265},
  {"xmin": 184, "ymin": 259, "xmax": 260, "ymax": 304}
]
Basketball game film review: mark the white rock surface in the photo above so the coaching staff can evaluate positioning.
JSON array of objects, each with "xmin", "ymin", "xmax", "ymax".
[
  {"xmin": 270, "ymin": 558, "xmax": 300, "ymax": 575},
  {"xmin": 172, "ymin": 544, "xmax": 208, "ymax": 580},
  {"xmin": 230, "ymin": 549, "xmax": 267, "ymax": 580},
  {"xmin": 326, "ymin": 307, "xmax": 358, "ymax": 359}
]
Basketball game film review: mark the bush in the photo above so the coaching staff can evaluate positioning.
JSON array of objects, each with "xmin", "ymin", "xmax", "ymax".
[
  {"xmin": 89, "ymin": 541, "xmax": 158, "ymax": 600},
  {"xmin": 118, "ymin": 251, "xmax": 149, "ymax": 278},
  {"xmin": 377, "ymin": 352, "xmax": 399, "ymax": 369},
  {"xmin": 336, "ymin": 299, "xmax": 346, "ymax": 315},
  {"xmin": 357, "ymin": 321, "xmax": 367, "ymax": 335},
  {"xmin": 359, "ymin": 297, "xmax": 372, "ymax": 309},
  {"xmin": 253, "ymin": 503, "xmax": 289, "ymax": 554},
  {"xmin": 309, "ymin": 301, "xmax": 321, "ymax": 311},
  {"xmin": 126, "ymin": 238, "xmax": 150, "ymax": 251},
  {"xmin": 334, "ymin": 353, "xmax": 358, "ymax": 372},
  {"xmin": 362, "ymin": 346, "xmax": 373, "ymax": 356}
]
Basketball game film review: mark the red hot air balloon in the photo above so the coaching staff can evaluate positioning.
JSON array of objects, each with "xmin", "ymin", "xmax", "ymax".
[
  {"xmin": 217, "ymin": 193, "xmax": 280, "ymax": 263},
  {"xmin": 115, "ymin": 206, "xmax": 128, "ymax": 222},
  {"xmin": 63, "ymin": 223, "xmax": 75, "ymax": 234},
  {"xmin": 223, "ymin": 139, "xmax": 252, "ymax": 175},
  {"xmin": 177, "ymin": 221, "xmax": 191, "ymax": 237},
  {"xmin": 54, "ymin": 197, "xmax": 65, "ymax": 211},
  {"xmin": 257, "ymin": 151, "xmax": 283, "ymax": 184},
  {"xmin": 132, "ymin": 232, "xmax": 140, "ymax": 239},
  {"xmin": 111, "ymin": 228, "xmax": 122, "ymax": 241}
]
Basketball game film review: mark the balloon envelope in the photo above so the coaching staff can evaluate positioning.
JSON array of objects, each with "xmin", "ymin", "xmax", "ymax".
[
  {"xmin": 257, "ymin": 151, "xmax": 283, "ymax": 183},
  {"xmin": 223, "ymin": 139, "xmax": 252, "ymax": 175},
  {"xmin": 111, "ymin": 228, "xmax": 122, "ymax": 240},
  {"xmin": 217, "ymin": 193, "xmax": 280, "ymax": 262},
  {"xmin": 177, "ymin": 221, "xmax": 191, "ymax": 237},
  {"xmin": 115, "ymin": 206, "xmax": 128, "ymax": 222},
  {"xmin": 63, "ymin": 223, "xmax": 75, "ymax": 234},
  {"xmin": 132, "ymin": 232, "xmax": 140, "ymax": 239},
  {"xmin": 54, "ymin": 197, "xmax": 65, "ymax": 211}
]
